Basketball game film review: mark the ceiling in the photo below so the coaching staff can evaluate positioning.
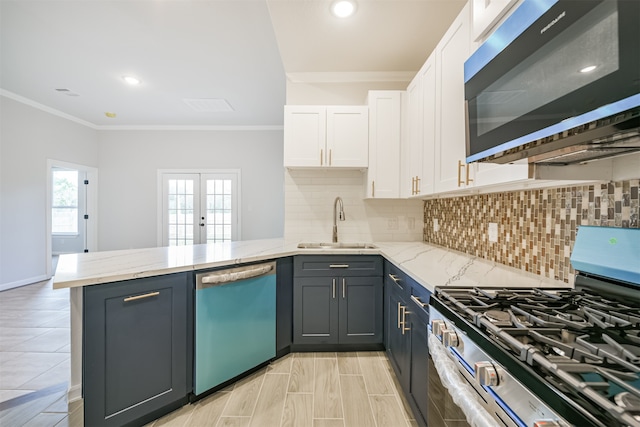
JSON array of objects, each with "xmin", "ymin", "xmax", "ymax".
[{"xmin": 0, "ymin": 0, "xmax": 466, "ymax": 129}]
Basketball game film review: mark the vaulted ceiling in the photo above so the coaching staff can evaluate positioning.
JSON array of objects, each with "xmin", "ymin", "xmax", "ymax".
[{"xmin": 0, "ymin": 0, "xmax": 465, "ymax": 128}]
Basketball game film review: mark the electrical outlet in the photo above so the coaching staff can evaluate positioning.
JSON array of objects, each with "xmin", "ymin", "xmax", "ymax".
[
  {"xmin": 488, "ymin": 222, "xmax": 498, "ymax": 243},
  {"xmin": 388, "ymin": 217, "xmax": 399, "ymax": 230},
  {"xmin": 407, "ymin": 217, "xmax": 415, "ymax": 230},
  {"xmin": 433, "ymin": 218, "xmax": 439, "ymax": 232}
]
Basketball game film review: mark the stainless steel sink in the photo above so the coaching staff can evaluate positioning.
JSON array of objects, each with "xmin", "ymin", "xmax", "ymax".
[{"xmin": 297, "ymin": 242, "xmax": 378, "ymax": 249}]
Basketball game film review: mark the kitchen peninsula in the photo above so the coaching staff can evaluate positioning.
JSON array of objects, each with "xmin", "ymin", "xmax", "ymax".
[{"xmin": 54, "ymin": 238, "xmax": 570, "ymax": 426}]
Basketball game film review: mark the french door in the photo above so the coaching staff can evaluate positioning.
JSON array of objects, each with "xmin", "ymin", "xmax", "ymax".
[{"xmin": 161, "ymin": 172, "xmax": 239, "ymax": 246}]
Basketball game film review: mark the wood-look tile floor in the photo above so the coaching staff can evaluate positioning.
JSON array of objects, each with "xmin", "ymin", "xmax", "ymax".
[
  {"xmin": 0, "ymin": 278, "xmax": 81, "ymax": 427},
  {"xmin": 150, "ymin": 352, "xmax": 418, "ymax": 427}
]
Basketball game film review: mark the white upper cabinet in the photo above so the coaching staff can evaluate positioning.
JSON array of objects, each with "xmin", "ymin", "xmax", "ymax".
[
  {"xmin": 284, "ymin": 105, "xmax": 368, "ymax": 168},
  {"xmin": 401, "ymin": 55, "xmax": 437, "ymax": 198},
  {"xmin": 434, "ymin": 3, "xmax": 473, "ymax": 194},
  {"xmin": 366, "ymin": 91, "xmax": 402, "ymax": 199},
  {"xmin": 403, "ymin": 75, "xmax": 424, "ymax": 197},
  {"xmin": 420, "ymin": 55, "xmax": 437, "ymax": 196},
  {"xmin": 284, "ymin": 106, "xmax": 326, "ymax": 167},
  {"xmin": 326, "ymin": 106, "xmax": 369, "ymax": 168}
]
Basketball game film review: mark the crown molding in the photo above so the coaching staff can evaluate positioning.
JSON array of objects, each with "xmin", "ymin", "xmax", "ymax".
[
  {"xmin": 1, "ymin": 90, "xmax": 283, "ymax": 131},
  {"xmin": 286, "ymin": 71, "xmax": 415, "ymax": 83},
  {"xmin": 1, "ymin": 89, "xmax": 98, "ymax": 129}
]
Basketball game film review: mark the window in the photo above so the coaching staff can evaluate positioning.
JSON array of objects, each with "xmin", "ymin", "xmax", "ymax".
[
  {"xmin": 161, "ymin": 171, "xmax": 240, "ymax": 246},
  {"xmin": 52, "ymin": 169, "xmax": 79, "ymax": 234}
]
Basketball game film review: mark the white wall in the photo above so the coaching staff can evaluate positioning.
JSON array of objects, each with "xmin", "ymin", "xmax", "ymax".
[
  {"xmin": 0, "ymin": 96, "xmax": 99, "ymax": 289},
  {"xmin": 284, "ymin": 169, "xmax": 423, "ymax": 243},
  {"xmin": 97, "ymin": 129, "xmax": 284, "ymax": 251}
]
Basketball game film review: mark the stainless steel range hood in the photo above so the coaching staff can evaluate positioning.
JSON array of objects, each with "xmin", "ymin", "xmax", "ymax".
[{"xmin": 475, "ymin": 107, "xmax": 640, "ymax": 166}]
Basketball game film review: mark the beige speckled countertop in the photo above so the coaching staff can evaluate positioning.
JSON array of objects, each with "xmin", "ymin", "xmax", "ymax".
[{"xmin": 53, "ymin": 238, "xmax": 571, "ymax": 291}]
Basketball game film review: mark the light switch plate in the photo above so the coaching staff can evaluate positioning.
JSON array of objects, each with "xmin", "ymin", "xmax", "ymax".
[{"xmin": 488, "ymin": 222, "xmax": 498, "ymax": 243}]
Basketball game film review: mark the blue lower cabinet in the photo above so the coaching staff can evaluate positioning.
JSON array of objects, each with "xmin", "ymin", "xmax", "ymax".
[
  {"xmin": 83, "ymin": 273, "xmax": 191, "ymax": 427},
  {"xmin": 384, "ymin": 260, "xmax": 431, "ymax": 427},
  {"xmin": 293, "ymin": 256, "xmax": 383, "ymax": 347}
]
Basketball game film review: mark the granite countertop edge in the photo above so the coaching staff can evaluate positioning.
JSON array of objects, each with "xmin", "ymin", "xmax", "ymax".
[{"xmin": 53, "ymin": 238, "xmax": 572, "ymax": 292}]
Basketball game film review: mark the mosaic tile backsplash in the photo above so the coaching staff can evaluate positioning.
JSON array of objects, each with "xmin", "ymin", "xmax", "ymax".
[{"xmin": 423, "ymin": 180, "xmax": 639, "ymax": 284}]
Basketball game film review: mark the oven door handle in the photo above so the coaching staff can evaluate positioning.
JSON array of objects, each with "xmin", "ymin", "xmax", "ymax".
[{"xmin": 428, "ymin": 334, "xmax": 498, "ymax": 427}]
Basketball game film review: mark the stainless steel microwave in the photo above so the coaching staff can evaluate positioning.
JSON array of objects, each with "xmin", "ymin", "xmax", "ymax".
[{"xmin": 465, "ymin": 0, "xmax": 640, "ymax": 165}]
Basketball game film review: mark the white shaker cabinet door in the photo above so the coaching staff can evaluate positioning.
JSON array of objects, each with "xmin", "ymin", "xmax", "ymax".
[
  {"xmin": 326, "ymin": 106, "xmax": 369, "ymax": 168},
  {"xmin": 284, "ymin": 106, "xmax": 326, "ymax": 167},
  {"xmin": 366, "ymin": 91, "xmax": 402, "ymax": 199},
  {"xmin": 434, "ymin": 4, "xmax": 472, "ymax": 193}
]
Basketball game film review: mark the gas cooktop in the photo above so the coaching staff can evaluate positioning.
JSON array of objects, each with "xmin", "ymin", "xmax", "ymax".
[{"xmin": 434, "ymin": 285, "xmax": 640, "ymax": 426}]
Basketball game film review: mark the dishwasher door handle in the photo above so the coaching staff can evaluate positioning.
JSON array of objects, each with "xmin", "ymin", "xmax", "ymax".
[{"xmin": 197, "ymin": 263, "xmax": 275, "ymax": 289}]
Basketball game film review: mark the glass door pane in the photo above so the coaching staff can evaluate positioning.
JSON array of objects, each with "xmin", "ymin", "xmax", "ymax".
[
  {"xmin": 202, "ymin": 174, "xmax": 237, "ymax": 243},
  {"xmin": 163, "ymin": 174, "xmax": 200, "ymax": 246}
]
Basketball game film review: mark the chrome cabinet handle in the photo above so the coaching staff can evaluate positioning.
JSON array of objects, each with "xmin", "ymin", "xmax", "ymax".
[
  {"xmin": 411, "ymin": 295, "xmax": 428, "ymax": 308},
  {"xmin": 342, "ymin": 278, "xmax": 346, "ymax": 299},
  {"xmin": 124, "ymin": 291, "xmax": 159, "ymax": 302},
  {"xmin": 388, "ymin": 273, "xmax": 403, "ymax": 290},
  {"xmin": 332, "ymin": 278, "xmax": 336, "ymax": 299},
  {"xmin": 397, "ymin": 302, "xmax": 402, "ymax": 329},
  {"xmin": 401, "ymin": 306, "xmax": 410, "ymax": 335},
  {"xmin": 329, "ymin": 264, "xmax": 349, "ymax": 268}
]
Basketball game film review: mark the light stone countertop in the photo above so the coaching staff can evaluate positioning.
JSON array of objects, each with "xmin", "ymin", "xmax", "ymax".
[{"xmin": 53, "ymin": 238, "xmax": 571, "ymax": 291}]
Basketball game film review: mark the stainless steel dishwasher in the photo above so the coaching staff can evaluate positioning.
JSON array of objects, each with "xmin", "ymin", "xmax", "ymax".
[{"xmin": 194, "ymin": 262, "xmax": 276, "ymax": 397}]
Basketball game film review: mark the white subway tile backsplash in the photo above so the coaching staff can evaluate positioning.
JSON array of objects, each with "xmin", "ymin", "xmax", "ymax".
[{"xmin": 284, "ymin": 169, "xmax": 423, "ymax": 243}]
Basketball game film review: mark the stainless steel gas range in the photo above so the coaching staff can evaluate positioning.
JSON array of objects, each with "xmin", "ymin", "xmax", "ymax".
[{"xmin": 428, "ymin": 226, "xmax": 640, "ymax": 427}]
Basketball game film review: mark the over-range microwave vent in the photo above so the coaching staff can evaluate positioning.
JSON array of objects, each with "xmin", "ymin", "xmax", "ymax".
[
  {"xmin": 464, "ymin": 0, "xmax": 640, "ymax": 167},
  {"xmin": 476, "ymin": 107, "xmax": 640, "ymax": 165}
]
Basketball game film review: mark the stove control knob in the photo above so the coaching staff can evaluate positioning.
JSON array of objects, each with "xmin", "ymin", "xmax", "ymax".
[
  {"xmin": 475, "ymin": 362, "xmax": 499, "ymax": 387},
  {"xmin": 442, "ymin": 329, "xmax": 459, "ymax": 348},
  {"xmin": 431, "ymin": 319, "xmax": 446, "ymax": 337}
]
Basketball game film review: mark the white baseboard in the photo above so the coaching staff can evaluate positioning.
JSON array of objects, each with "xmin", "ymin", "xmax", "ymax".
[
  {"xmin": 0, "ymin": 274, "xmax": 50, "ymax": 292},
  {"xmin": 68, "ymin": 383, "xmax": 82, "ymax": 403}
]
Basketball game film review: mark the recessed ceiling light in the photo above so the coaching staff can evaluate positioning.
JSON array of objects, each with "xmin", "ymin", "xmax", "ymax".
[
  {"xmin": 105, "ymin": 112, "xmax": 117, "ymax": 118},
  {"xmin": 331, "ymin": 1, "xmax": 356, "ymax": 18},
  {"xmin": 122, "ymin": 75, "xmax": 141, "ymax": 85},
  {"xmin": 579, "ymin": 65, "xmax": 597, "ymax": 73}
]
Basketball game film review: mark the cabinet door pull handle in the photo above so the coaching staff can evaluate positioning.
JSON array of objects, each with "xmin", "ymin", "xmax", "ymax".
[
  {"xmin": 372, "ymin": 181, "xmax": 375, "ymax": 198},
  {"xmin": 411, "ymin": 177, "xmax": 415, "ymax": 195},
  {"xmin": 124, "ymin": 291, "xmax": 159, "ymax": 302},
  {"xmin": 320, "ymin": 149, "xmax": 324, "ymax": 166},
  {"xmin": 411, "ymin": 295, "xmax": 428, "ymax": 308},
  {"xmin": 401, "ymin": 306, "xmax": 410, "ymax": 335},
  {"xmin": 466, "ymin": 163, "xmax": 473, "ymax": 185},
  {"xmin": 388, "ymin": 273, "xmax": 400, "ymax": 282},
  {"xmin": 457, "ymin": 160, "xmax": 464, "ymax": 187},
  {"xmin": 329, "ymin": 149, "xmax": 332, "ymax": 166},
  {"xmin": 329, "ymin": 264, "xmax": 349, "ymax": 268},
  {"xmin": 415, "ymin": 176, "xmax": 420, "ymax": 194},
  {"xmin": 342, "ymin": 278, "xmax": 346, "ymax": 299},
  {"xmin": 332, "ymin": 278, "xmax": 336, "ymax": 299},
  {"xmin": 397, "ymin": 302, "xmax": 402, "ymax": 329}
]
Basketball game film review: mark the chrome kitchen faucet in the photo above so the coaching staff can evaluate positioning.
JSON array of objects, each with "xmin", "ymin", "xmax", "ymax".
[{"xmin": 332, "ymin": 196, "xmax": 345, "ymax": 243}]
